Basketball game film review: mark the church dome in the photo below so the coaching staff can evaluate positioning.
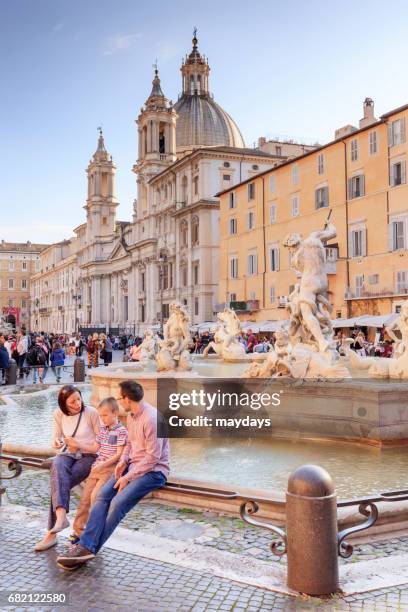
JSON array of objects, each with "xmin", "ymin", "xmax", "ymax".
[
  {"xmin": 173, "ymin": 34, "xmax": 245, "ymax": 151},
  {"xmin": 174, "ymin": 95, "xmax": 245, "ymax": 150}
]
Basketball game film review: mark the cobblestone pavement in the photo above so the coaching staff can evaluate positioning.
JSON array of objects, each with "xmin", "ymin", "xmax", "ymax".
[
  {"xmin": 2, "ymin": 516, "xmax": 408, "ymax": 611},
  {"xmin": 5, "ymin": 468, "xmax": 408, "ymax": 567}
]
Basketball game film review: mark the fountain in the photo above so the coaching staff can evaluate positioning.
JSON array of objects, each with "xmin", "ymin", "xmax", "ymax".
[{"xmin": 88, "ymin": 221, "xmax": 408, "ymax": 445}]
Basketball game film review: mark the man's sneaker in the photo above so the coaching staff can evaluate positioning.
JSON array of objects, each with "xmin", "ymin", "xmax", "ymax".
[
  {"xmin": 57, "ymin": 544, "xmax": 95, "ymax": 566},
  {"xmin": 67, "ymin": 533, "xmax": 80, "ymax": 545}
]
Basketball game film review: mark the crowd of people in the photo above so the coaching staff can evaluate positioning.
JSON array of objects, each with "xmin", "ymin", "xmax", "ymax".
[
  {"xmin": 0, "ymin": 324, "xmax": 400, "ymax": 385},
  {"xmin": 0, "ymin": 330, "xmax": 119, "ymax": 386}
]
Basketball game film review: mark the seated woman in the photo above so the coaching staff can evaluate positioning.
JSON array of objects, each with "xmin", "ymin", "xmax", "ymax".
[{"xmin": 34, "ymin": 385, "xmax": 100, "ymax": 552}]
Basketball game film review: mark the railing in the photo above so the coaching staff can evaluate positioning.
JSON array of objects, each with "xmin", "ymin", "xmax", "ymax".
[{"xmin": 346, "ymin": 287, "xmax": 408, "ymax": 299}]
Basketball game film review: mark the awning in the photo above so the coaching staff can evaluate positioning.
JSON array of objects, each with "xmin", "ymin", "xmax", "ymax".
[{"xmin": 332, "ymin": 314, "xmax": 399, "ymax": 328}]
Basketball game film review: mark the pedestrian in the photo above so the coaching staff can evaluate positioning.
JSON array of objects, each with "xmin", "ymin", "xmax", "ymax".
[
  {"xmin": 16, "ymin": 330, "xmax": 28, "ymax": 378},
  {"xmin": 51, "ymin": 342, "xmax": 66, "ymax": 383},
  {"xmin": 56, "ymin": 380, "xmax": 169, "ymax": 567},
  {"xmin": 68, "ymin": 397, "xmax": 128, "ymax": 544},
  {"xmin": 0, "ymin": 334, "xmax": 10, "ymax": 385},
  {"xmin": 87, "ymin": 333, "xmax": 99, "ymax": 369},
  {"xmin": 246, "ymin": 329, "xmax": 257, "ymax": 353},
  {"xmin": 100, "ymin": 334, "xmax": 113, "ymax": 366},
  {"xmin": 34, "ymin": 385, "xmax": 100, "ymax": 552},
  {"xmin": 26, "ymin": 337, "xmax": 47, "ymax": 383}
]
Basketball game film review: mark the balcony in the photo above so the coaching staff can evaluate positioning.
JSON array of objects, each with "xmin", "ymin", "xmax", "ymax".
[
  {"xmin": 215, "ymin": 300, "xmax": 260, "ymax": 313},
  {"xmin": 345, "ymin": 287, "xmax": 408, "ymax": 300}
]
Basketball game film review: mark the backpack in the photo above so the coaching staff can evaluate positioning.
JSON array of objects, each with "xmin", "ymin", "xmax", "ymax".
[{"xmin": 27, "ymin": 345, "xmax": 47, "ymax": 366}]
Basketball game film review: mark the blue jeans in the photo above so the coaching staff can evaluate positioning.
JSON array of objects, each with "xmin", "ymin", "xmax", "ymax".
[
  {"xmin": 80, "ymin": 470, "xmax": 166, "ymax": 554},
  {"xmin": 48, "ymin": 453, "xmax": 95, "ymax": 530}
]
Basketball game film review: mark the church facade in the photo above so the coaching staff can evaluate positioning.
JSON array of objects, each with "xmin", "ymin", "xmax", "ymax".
[{"xmin": 30, "ymin": 35, "xmax": 280, "ymax": 334}]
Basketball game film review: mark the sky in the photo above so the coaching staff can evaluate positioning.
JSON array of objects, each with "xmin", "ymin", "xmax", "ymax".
[{"xmin": 2, "ymin": 0, "xmax": 408, "ymax": 243}]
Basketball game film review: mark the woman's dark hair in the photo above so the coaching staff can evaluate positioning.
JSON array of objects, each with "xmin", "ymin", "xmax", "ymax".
[
  {"xmin": 119, "ymin": 380, "xmax": 144, "ymax": 402},
  {"xmin": 58, "ymin": 385, "xmax": 84, "ymax": 415},
  {"xmin": 53, "ymin": 342, "xmax": 61, "ymax": 350}
]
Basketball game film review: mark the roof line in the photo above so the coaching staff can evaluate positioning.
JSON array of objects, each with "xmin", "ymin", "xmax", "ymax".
[{"xmin": 216, "ymin": 101, "xmax": 408, "ymax": 197}]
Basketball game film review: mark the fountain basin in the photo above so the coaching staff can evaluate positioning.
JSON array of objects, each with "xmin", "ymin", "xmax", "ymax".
[{"xmin": 89, "ymin": 362, "xmax": 408, "ymax": 446}]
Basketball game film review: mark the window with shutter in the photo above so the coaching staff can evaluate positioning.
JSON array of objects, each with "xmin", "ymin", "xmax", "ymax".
[
  {"xmin": 229, "ymin": 218, "xmax": 237, "ymax": 235},
  {"xmin": 391, "ymin": 161, "xmax": 406, "ymax": 186},
  {"xmin": 390, "ymin": 220, "xmax": 405, "ymax": 250},
  {"xmin": 350, "ymin": 139, "xmax": 359, "ymax": 162},
  {"xmin": 355, "ymin": 275, "xmax": 364, "ymax": 297},
  {"xmin": 269, "ymin": 205, "xmax": 276, "ymax": 224},
  {"xmin": 349, "ymin": 175, "xmax": 365, "ymax": 198},
  {"xmin": 230, "ymin": 257, "xmax": 238, "ymax": 279},
  {"xmin": 318, "ymin": 153, "xmax": 324, "ymax": 175},
  {"xmin": 248, "ymin": 252, "xmax": 258, "ymax": 275},
  {"xmin": 315, "ymin": 186, "xmax": 329, "ymax": 209},
  {"xmin": 269, "ymin": 247, "xmax": 280, "ymax": 271},
  {"xmin": 291, "ymin": 196, "xmax": 299, "ymax": 217},
  {"xmin": 247, "ymin": 212, "xmax": 254, "ymax": 229},
  {"xmin": 369, "ymin": 131, "xmax": 377, "ymax": 155},
  {"xmin": 397, "ymin": 270, "xmax": 408, "ymax": 293},
  {"xmin": 269, "ymin": 175, "xmax": 276, "ymax": 192},
  {"xmin": 248, "ymin": 183, "xmax": 255, "ymax": 200},
  {"xmin": 270, "ymin": 286, "xmax": 275, "ymax": 303},
  {"xmin": 229, "ymin": 192, "xmax": 236, "ymax": 209}
]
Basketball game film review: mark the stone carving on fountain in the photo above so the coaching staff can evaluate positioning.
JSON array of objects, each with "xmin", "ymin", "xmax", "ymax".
[
  {"xmin": 156, "ymin": 302, "xmax": 192, "ymax": 372},
  {"xmin": 202, "ymin": 308, "xmax": 246, "ymax": 359},
  {"xmin": 342, "ymin": 302, "xmax": 408, "ymax": 379},
  {"xmin": 132, "ymin": 329, "xmax": 158, "ymax": 365},
  {"xmin": 245, "ymin": 221, "xmax": 350, "ymax": 379}
]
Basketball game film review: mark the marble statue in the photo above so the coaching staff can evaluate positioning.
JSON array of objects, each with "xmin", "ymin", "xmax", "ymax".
[
  {"xmin": 245, "ymin": 220, "xmax": 350, "ymax": 379},
  {"xmin": 131, "ymin": 329, "xmax": 157, "ymax": 365},
  {"xmin": 342, "ymin": 303, "xmax": 408, "ymax": 379},
  {"xmin": 202, "ymin": 308, "xmax": 246, "ymax": 359},
  {"xmin": 156, "ymin": 302, "xmax": 192, "ymax": 372}
]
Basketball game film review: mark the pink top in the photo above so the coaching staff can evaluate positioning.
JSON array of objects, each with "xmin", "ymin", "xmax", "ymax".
[{"xmin": 122, "ymin": 401, "xmax": 170, "ymax": 482}]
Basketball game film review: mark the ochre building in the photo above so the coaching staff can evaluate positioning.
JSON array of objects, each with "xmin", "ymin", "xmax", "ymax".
[
  {"xmin": 0, "ymin": 241, "xmax": 48, "ymax": 329},
  {"xmin": 218, "ymin": 99, "xmax": 408, "ymax": 321}
]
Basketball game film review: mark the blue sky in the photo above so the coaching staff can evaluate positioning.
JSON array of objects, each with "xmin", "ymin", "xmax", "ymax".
[{"xmin": 2, "ymin": 0, "xmax": 408, "ymax": 243}]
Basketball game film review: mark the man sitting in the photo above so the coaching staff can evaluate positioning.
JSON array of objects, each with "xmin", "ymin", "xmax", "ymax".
[{"xmin": 57, "ymin": 380, "xmax": 169, "ymax": 567}]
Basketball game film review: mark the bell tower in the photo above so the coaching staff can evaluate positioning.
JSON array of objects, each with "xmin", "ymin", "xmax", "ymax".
[
  {"xmin": 85, "ymin": 128, "xmax": 118, "ymax": 241},
  {"xmin": 133, "ymin": 67, "xmax": 177, "ymax": 217}
]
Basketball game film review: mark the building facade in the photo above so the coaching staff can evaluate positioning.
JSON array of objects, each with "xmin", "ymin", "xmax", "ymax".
[
  {"xmin": 0, "ymin": 241, "xmax": 47, "ymax": 329},
  {"xmin": 30, "ymin": 35, "xmax": 280, "ymax": 334},
  {"xmin": 218, "ymin": 99, "xmax": 408, "ymax": 321}
]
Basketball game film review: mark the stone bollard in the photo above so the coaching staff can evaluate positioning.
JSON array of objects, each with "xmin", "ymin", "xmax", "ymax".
[
  {"xmin": 5, "ymin": 359, "xmax": 17, "ymax": 386},
  {"xmin": 73, "ymin": 357, "xmax": 85, "ymax": 383},
  {"xmin": 286, "ymin": 464, "xmax": 339, "ymax": 595}
]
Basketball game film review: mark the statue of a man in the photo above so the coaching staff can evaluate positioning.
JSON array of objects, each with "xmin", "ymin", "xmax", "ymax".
[{"xmin": 283, "ymin": 223, "xmax": 336, "ymax": 353}]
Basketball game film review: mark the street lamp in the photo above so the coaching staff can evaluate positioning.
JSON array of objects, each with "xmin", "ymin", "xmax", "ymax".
[{"xmin": 72, "ymin": 279, "xmax": 82, "ymax": 335}]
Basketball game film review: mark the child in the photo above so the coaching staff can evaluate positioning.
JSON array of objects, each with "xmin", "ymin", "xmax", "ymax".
[
  {"xmin": 50, "ymin": 342, "xmax": 65, "ymax": 383},
  {"xmin": 69, "ymin": 397, "xmax": 128, "ymax": 544}
]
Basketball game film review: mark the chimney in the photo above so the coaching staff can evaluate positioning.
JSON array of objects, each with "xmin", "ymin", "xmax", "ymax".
[{"xmin": 359, "ymin": 98, "xmax": 377, "ymax": 129}]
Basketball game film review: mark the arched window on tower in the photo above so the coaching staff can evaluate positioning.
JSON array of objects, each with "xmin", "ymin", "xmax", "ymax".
[
  {"xmin": 143, "ymin": 126, "xmax": 147, "ymax": 154},
  {"xmin": 159, "ymin": 123, "xmax": 165, "ymax": 154},
  {"xmin": 197, "ymin": 75, "xmax": 201, "ymax": 94},
  {"xmin": 190, "ymin": 75, "xmax": 195, "ymax": 94}
]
